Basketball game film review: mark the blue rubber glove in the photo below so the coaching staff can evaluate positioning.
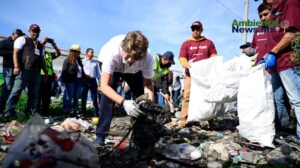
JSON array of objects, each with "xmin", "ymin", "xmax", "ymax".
[{"xmin": 264, "ymin": 52, "xmax": 276, "ymax": 69}]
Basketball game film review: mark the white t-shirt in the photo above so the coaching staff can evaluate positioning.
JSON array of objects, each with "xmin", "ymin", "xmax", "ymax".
[
  {"xmin": 14, "ymin": 36, "xmax": 26, "ymax": 49},
  {"xmin": 14, "ymin": 36, "xmax": 45, "ymax": 55},
  {"xmin": 98, "ymin": 35, "xmax": 153, "ymax": 79}
]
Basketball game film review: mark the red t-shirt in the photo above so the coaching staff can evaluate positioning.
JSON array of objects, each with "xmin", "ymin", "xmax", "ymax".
[
  {"xmin": 268, "ymin": 0, "xmax": 300, "ymax": 71},
  {"xmin": 179, "ymin": 37, "xmax": 217, "ymax": 75}
]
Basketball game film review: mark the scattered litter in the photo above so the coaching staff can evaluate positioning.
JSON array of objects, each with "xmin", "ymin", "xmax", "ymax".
[
  {"xmin": 2, "ymin": 115, "xmax": 99, "ymax": 168},
  {"xmin": 1, "ymin": 121, "xmax": 24, "ymax": 144},
  {"xmin": 162, "ymin": 143, "xmax": 197, "ymax": 160}
]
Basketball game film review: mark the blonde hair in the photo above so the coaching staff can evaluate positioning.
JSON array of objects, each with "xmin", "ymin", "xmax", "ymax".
[{"xmin": 121, "ymin": 31, "xmax": 149, "ymax": 60}]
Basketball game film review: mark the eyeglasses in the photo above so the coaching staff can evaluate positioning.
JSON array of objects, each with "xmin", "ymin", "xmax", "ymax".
[{"xmin": 191, "ymin": 26, "xmax": 201, "ymax": 32}]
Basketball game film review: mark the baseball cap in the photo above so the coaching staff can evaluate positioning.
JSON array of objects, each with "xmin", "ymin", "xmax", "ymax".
[
  {"xmin": 70, "ymin": 44, "xmax": 81, "ymax": 52},
  {"xmin": 240, "ymin": 42, "xmax": 251, "ymax": 49},
  {"xmin": 162, "ymin": 51, "xmax": 175, "ymax": 65},
  {"xmin": 29, "ymin": 24, "xmax": 41, "ymax": 33},
  {"xmin": 191, "ymin": 21, "xmax": 203, "ymax": 29},
  {"xmin": 13, "ymin": 29, "xmax": 25, "ymax": 36}
]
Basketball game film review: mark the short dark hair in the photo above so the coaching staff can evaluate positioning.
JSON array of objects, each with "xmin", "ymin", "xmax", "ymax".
[
  {"xmin": 257, "ymin": 3, "xmax": 271, "ymax": 13},
  {"xmin": 86, "ymin": 48, "xmax": 93, "ymax": 54}
]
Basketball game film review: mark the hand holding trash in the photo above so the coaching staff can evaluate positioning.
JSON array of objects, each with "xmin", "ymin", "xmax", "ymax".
[{"xmin": 123, "ymin": 100, "xmax": 144, "ymax": 117}]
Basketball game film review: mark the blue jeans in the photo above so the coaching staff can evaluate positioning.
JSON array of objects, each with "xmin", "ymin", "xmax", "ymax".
[
  {"xmin": 173, "ymin": 89, "xmax": 181, "ymax": 106},
  {"xmin": 96, "ymin": 72, "xmax": 144, "ymax": 138},
  {"xmin": 5, "ymin": 70, "xmax": 41, "ymax": 115},
  {"xmin": 155, "ymin": 88, "xmax": 165, "ymax": 106},
  {"xmin": 0, "ymin": 68, "xmax": 15, "ymax": 113},
  {"xmin": 279, "ymin": 66, "xmax": 300, "ymax": 139},
  {"xmin": 63, "ymin": 78, "xmax": 81, "ymax": 113},
  {"xmin": 269, "ymin": 72, "xmax": 290, "ymax": 129}
]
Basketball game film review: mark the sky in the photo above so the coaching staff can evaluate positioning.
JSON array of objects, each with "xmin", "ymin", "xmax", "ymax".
[{"xmin": 0, "ymin": 0, "xmax": 263, "ymax": 72}]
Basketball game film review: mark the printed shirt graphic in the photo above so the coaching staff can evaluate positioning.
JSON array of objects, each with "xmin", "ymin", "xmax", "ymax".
[
  {"xmin": 251, "ymin": 27, "xmax": 276, "ymax": 72},
  {"xmin": 251, "ymin": 27, "xmax": 271, "ymax": 62},
  {"xmin": 179, "ymin": 37, "xmax": 217, "ymax": 62}
]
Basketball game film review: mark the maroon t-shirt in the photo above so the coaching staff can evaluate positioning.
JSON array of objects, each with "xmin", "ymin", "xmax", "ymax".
[
  {"xmin": 251, "ymin": 27, "xmax": 270, "ymax": 62},
  {"xmin": 251, "ymin": 27, "xmax": 277, "ymax": 72},
  {"xmin": 179, "ymin": 37, "xmax": 217, "ymax": 75},
  {"xmin": 267, "ymin": 0, "xmax": 300, "ymax": 71}
]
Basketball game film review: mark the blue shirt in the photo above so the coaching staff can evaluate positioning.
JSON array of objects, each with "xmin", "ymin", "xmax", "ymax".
[{"xmin": 83, "ymin": 58, "xmax": 101, "ymax": 80}]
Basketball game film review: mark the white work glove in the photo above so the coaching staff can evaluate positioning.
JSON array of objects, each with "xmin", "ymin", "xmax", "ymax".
[{"xmin": 122, "ymin": 100, "xmax": 144, "ymax": 118}]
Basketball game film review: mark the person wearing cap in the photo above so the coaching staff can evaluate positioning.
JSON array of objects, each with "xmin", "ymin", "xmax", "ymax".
[
  {"xmin": 95, "ymin": 31, "xmax": 154, "ymax": 145},
  {"xmin": 60, "ymin": 44, "xmax": 85, "ymax": 117},
  {"xmin": 0, "ymin": 29, "xmax": 25, "ymax": 115},
  {"xmin": 4, "ymin": 24, "xmax": 48, "ymax": 118},
  {"xmin": 178, "ymin": 21, "xmax": 218, "ymax": 127},
  {"xmin": 251, "ymin": 3, "xmax": 291, "ymax": 131},
  {"xmin": 152, "ymin": 51, "xmax": 175, "ymax": 107},
  {"xmin": 36, "ymin": 38, "xmax": 61, "ymax": 117},
  {"xmin": 257, "ymin": 0, "xmax": 300, "ymax": 139}
]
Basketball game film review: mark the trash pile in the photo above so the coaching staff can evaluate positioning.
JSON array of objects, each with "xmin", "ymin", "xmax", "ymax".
[
  {"xmin": 1, "ymin": 115, "xmax": 99, "ymax": 168},
  {"xmin": 1, "ymin": 109, "xmax": 300, "ymax": 167},
  {"xmin": 1, "ymin": 90, "xmax": 300, "ymax": 166},
  {"xmin": 131, "ymin": 99, "xmax": 172, "ymax": 150}
]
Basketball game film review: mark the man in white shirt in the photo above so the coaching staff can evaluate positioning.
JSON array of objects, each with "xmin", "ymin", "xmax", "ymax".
[
  {"xmin": 81, "ymin": 48, "xmax": 101, "ymax": 117},
  {"xmin": 95, "ymin": 31, "xmax": 154, "ymax": 145},
  {"xmin": 4, "ymin": 24, "xmax": 47, "ymax": 118}
]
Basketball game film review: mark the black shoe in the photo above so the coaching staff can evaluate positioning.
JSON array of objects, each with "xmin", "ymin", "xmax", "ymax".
[{"xmin": 94, "ymin": 136, "xmax": 105, "ymax": 146}]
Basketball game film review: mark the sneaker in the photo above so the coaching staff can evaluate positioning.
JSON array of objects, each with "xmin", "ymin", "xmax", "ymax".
[{"xmin": 94, "ymin": 136, "xmax": 105, "ymax": 146}]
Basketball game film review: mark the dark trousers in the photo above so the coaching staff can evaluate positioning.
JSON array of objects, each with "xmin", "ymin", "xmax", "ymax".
[
  {"xmin": 37, "ymin": 75, "xmax": 53, "ymax": 116},
  {"xmin": 81, "ymin": 78, "xmax": 99, "ymax": 116},
  {"xmin": 96, "ymin": 71, "xmax": 144, "ymax": 137}
]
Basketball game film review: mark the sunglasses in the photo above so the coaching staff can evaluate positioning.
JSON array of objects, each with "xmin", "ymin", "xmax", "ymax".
[{"xmin": 191, "ymin": 26, "xmax": 201, "ymax": 31}]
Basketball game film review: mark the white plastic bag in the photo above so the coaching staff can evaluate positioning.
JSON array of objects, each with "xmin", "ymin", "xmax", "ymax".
[
  {"xmin": 237, "ymin": 64, "xmax": 275, "ymax": 148},
  {"xmin": 206, "ymin": 55, "xmax": 252, "ymax": 103},
  {"xmin": 188, "ymin": 57, "xmax": 223, "ymax": 121}
]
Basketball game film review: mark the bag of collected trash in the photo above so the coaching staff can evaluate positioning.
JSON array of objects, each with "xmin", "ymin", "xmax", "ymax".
[
  {"xmin": 188, "ymin": 56, "xmax": 234, "ymax": 121},
  {"xmin": 206, "ymin": 55, "xmax": 252, "ymax": 103},
  {"xmin": 3, "ymin": 114, "xmax": 100, "ymax": 168},
  {"xmin": 237, "ymin": 64, "xmax": 275, "ymax": 148}
]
